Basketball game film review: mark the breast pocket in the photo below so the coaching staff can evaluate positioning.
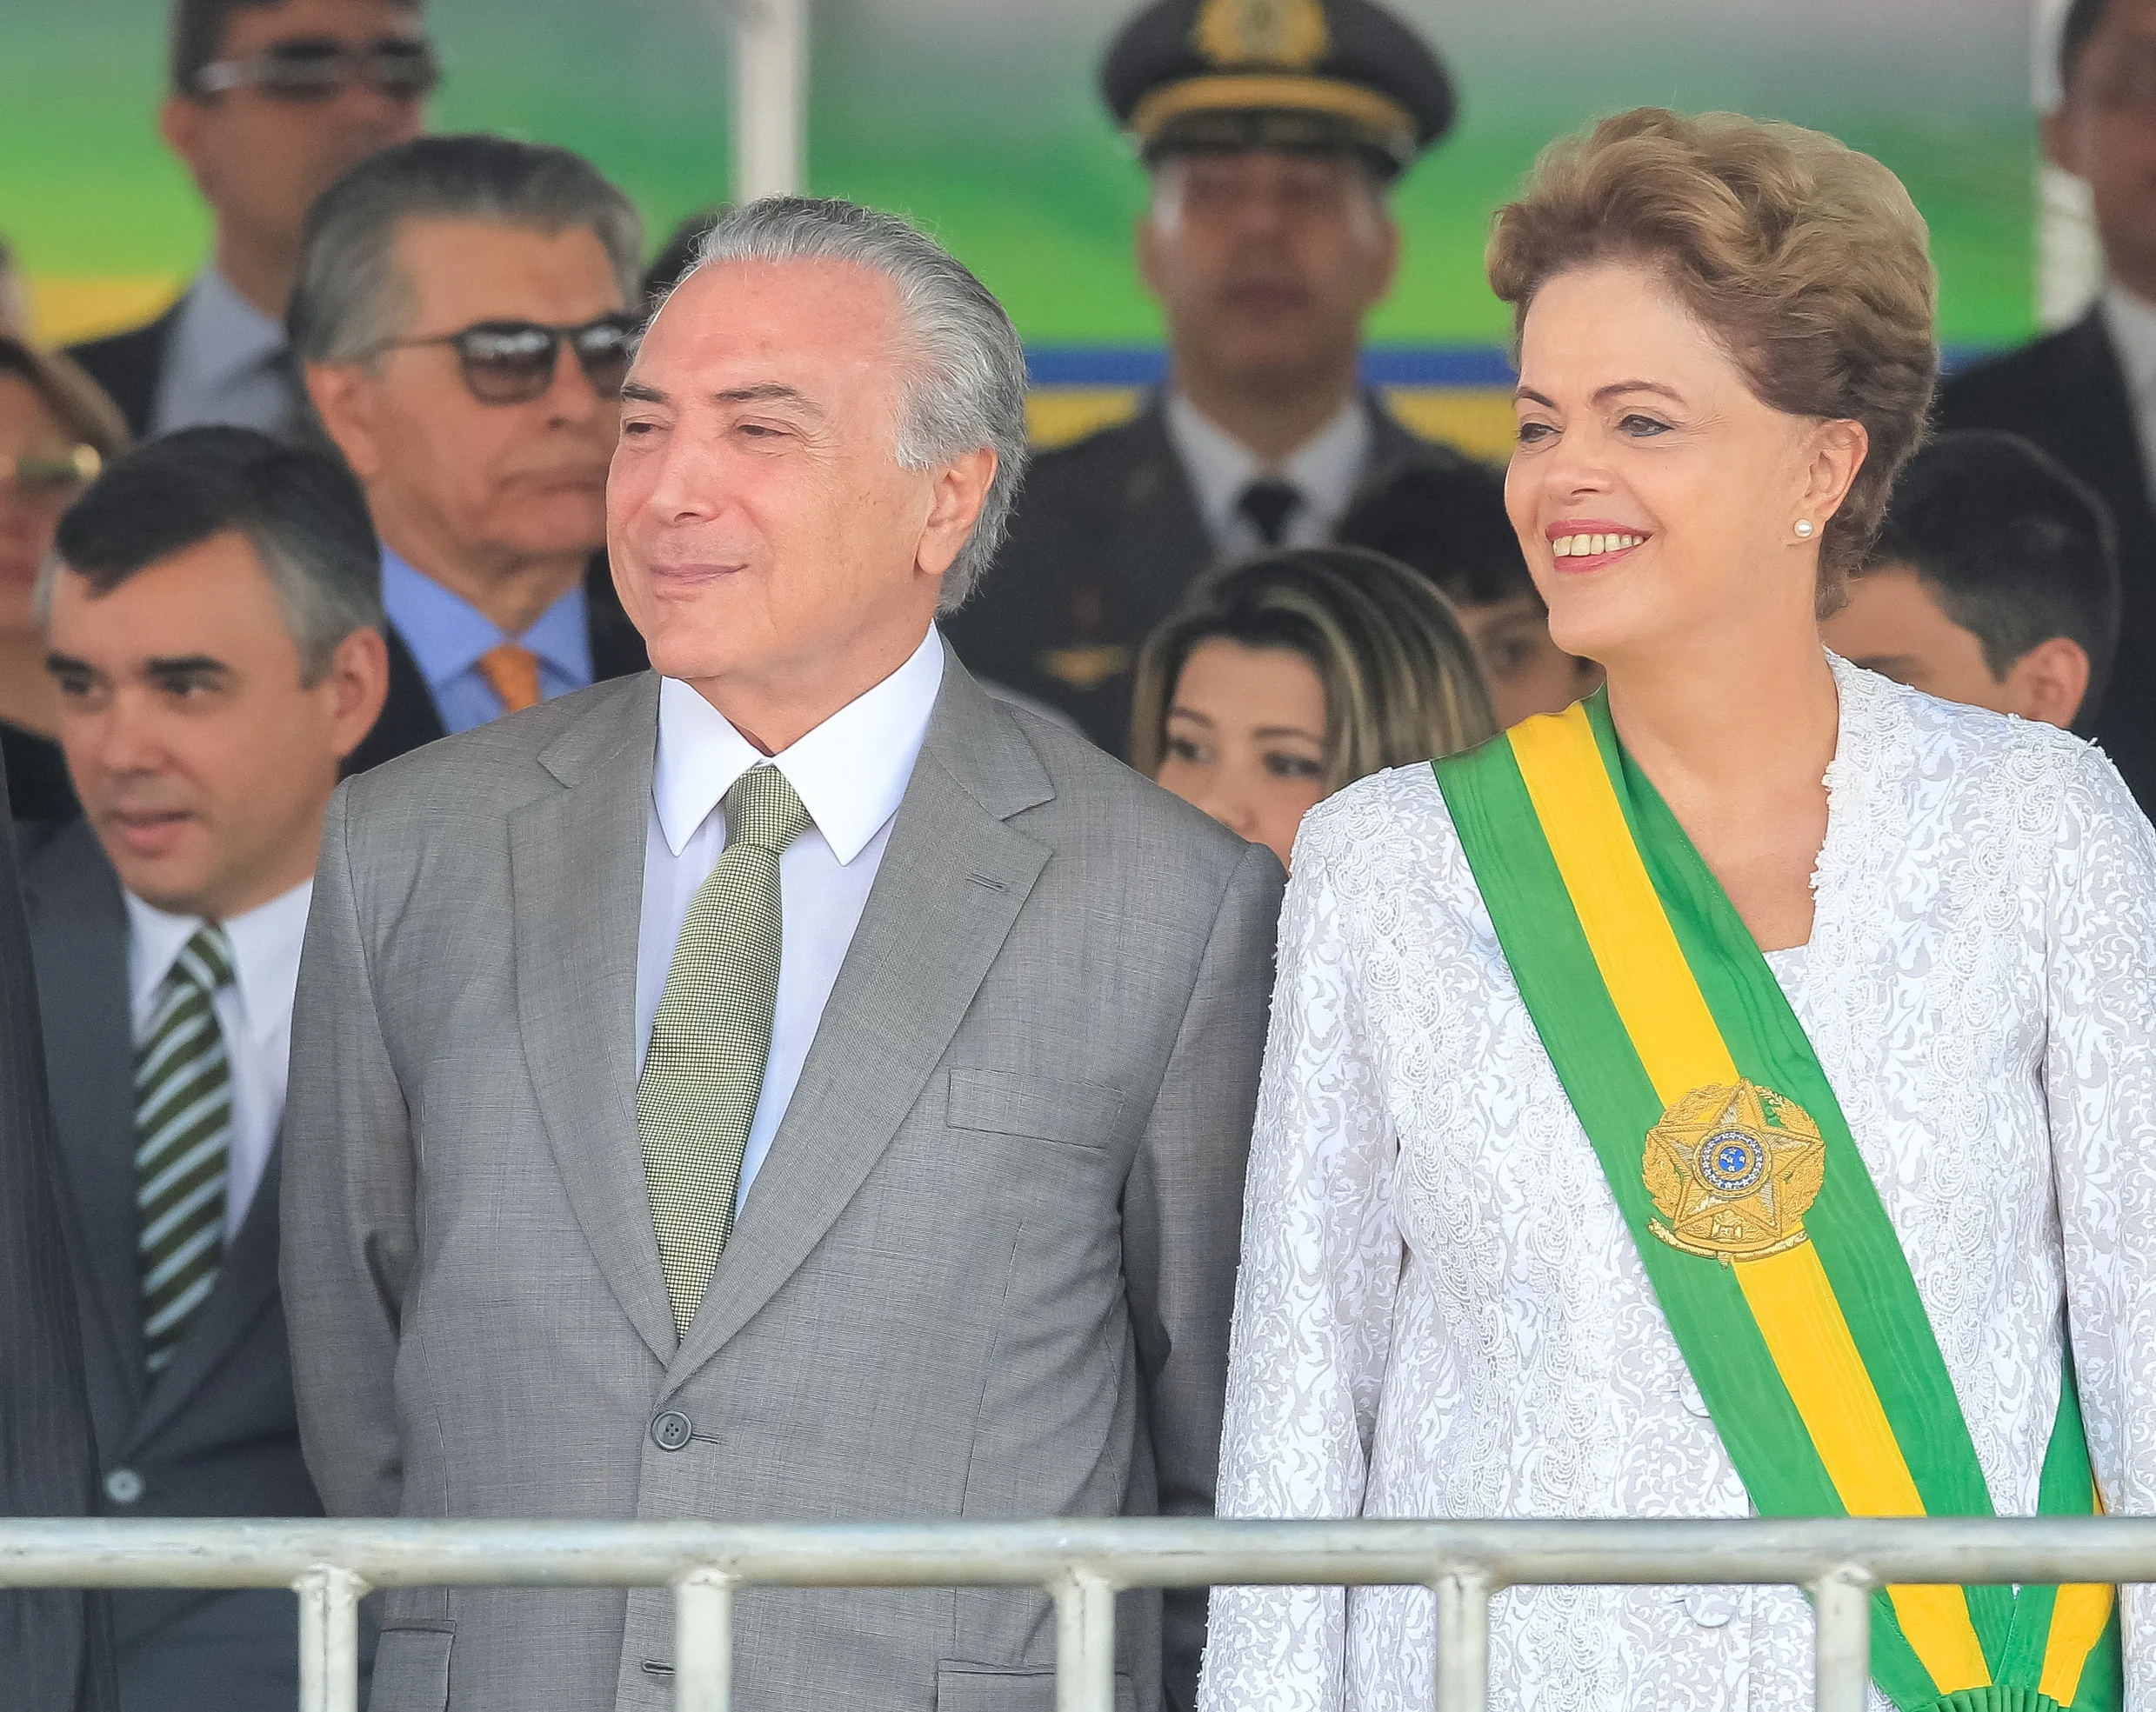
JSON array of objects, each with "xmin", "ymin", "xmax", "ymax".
[{"xmin": 945, "ymin": 1066, "xmax": 1127, "ymax": 1151}]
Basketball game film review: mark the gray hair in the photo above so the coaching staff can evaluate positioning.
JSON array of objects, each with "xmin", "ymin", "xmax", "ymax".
[
  {"xmin": 679, "ymin": 197, "xmax": 1031, "ymax": 610},
  {"xmin": 289, "ymin": 133, "xmax": 642, "ymax": 365}
]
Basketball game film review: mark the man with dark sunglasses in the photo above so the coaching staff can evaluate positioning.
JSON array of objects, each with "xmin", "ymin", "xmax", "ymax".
[
  {"xmin": 67, "ymin": 0, "xmax": 432, "ymax": 442},
  {"xmin": 292, "ymin": 135, "xmax": 649, "ymax": 767}
]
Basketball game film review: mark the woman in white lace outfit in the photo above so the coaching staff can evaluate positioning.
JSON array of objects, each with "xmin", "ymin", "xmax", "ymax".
[{"xmin": 1200, "ymin": 109, "xmax": 2156, "ymax": 1712}]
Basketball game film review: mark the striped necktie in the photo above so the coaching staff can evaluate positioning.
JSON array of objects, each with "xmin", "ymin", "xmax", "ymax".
[
  {"xmin": 136, "ymin": 925, "xmax": 236, "ymax": 1376},
  {"xmin": 637, "ymin": 764, "xmax": 813, "ymax": 1338}
]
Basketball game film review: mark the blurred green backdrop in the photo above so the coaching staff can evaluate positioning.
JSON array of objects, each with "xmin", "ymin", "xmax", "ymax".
[{"xmin": 2, "ymin": 0, "xmax": 2039, "ymax": 448}]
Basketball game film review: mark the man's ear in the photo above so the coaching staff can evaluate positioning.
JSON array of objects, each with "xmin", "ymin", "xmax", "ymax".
[
  {"xmin": 2001, "ymin": 635, "xmax": 2093, "ymax": 730},
  {"xmin": 916, "ymin": 447, "xmax": 998, "ymax": 583},
  {"xmin": 324, "ymin": 626, "xmax": 392, "ymax": 761},
  {"xmin": 159, "ymin": 95, "xmax": 213, "ymax": 194},
  {"xmin": 305, "ymin": 363, "xmax": 384, "ymax": 483}
]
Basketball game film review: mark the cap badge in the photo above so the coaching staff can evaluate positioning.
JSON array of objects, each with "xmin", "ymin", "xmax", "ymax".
[{"xmin": 1192, "ymin": 0, "xmax": 1330, "ymax": 70}]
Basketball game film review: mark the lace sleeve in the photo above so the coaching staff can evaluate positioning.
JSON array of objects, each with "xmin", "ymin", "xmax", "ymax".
[
  {"xmin": 2042, "ymin": 744, "xmax": 2156, "ymax": 1698},
  {"xmin": 1198, "ymin": 815, "xmax": 1405, "ymax": 1712}
]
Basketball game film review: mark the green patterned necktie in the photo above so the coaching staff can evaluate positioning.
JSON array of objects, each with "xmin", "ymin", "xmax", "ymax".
[
  {"xmin": 639, "ymin": 764, "xmax": 814, "ymax": 1339},
  {"xmin": 136, "ymin": 924, "xmax": 236, "ymax": 1376}
]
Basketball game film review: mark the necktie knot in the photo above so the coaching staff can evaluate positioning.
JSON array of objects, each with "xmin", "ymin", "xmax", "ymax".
[
  {"xmin": 723, "ymin": 765, "xmax": 813, "ymax": 856},
  {"xmin": 478, "ymin": 642, "xmax": 544, "ymax": 714},
  {"xmin": 171, "ymin": 924, "xmax": 236, "ymax": 999},
  {"xmin": 1236, "ymin": 476, "xmax": 1304, "ymax": 548}
]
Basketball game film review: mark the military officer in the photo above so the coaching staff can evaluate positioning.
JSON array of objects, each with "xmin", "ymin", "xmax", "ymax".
[{"xmin": 945, "ymin": 0, "xmax": 1463, "ymax": 754}]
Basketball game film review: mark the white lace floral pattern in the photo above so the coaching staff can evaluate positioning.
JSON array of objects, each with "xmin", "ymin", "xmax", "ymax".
[{"xmin": 1199, "ymin": 659, "xmax": 2156, "ymax": 1712}]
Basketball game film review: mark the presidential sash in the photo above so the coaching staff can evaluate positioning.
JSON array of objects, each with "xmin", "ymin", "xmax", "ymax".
[{"xmin": 1432, "ymin": 692, "xmax": 2119, "ymax": 1712}]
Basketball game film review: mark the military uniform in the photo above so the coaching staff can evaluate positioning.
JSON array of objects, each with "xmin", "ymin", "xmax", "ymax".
[
  {"xmin": 944, "ymin": 0, "xmax": 1460, "ymax": 755},
  {"xmin": 950, "ymin": 396, "xmax": 1457, "ymax": 752}
]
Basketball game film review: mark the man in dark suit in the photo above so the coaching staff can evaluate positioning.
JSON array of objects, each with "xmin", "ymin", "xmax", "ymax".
[
  {"xmin": 1938, "ymin": 0, "xmax": 2156, "ymax": 807},
  {"xmin": 292, "ymin": 135, "xmax": 648, "ymax": 770},
  {"xmin": 0, "ymin": 762, "xmax": 114, "ymax": 1712},
  {"xmin": 67, "ymin": 0, "xmax": 432, "ymax": 441},
  {"xmin": 23, "ymin": 427, "xmax": 389, "ymax": 1712},
  {"xmin": 945, "ymin": 0, "xmax": 1462, "ymax": 753}
]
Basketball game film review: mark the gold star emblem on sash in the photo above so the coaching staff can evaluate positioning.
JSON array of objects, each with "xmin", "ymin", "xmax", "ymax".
[{"xmin": 1644, "ymin": 1080, "xmax": 1826, "ymax": 1265}]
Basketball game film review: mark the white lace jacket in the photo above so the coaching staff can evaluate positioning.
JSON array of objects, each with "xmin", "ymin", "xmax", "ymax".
[{"xmin": 1199, "ymin": 660, "xmax": 2156, "ymax": 1712}]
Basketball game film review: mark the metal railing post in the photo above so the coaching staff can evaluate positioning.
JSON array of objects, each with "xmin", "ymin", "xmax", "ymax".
[
  {"xmin": 1053, "ymin": 1568, "xmax": 1118, "ymax": 1712},
  {"xmin": 1812, "ymin": 1566, "xmax": 1872, "ymax": 1712},
  {"xmin": 675, "ymin": 1569, "xmax": 735, "ymax": 1712},
  {"xmin": 294, "ymin": 1564, "xmax": 366, "ymax": 1712},
  {"xmin": 1432, "ymin": 1569, "xmax": 1492, "ymax": 1712}
]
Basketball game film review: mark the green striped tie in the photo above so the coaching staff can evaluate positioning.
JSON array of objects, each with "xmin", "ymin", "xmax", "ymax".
[
  {"xmin": 136, "ymin": 924, "xmax": 235, "ymax": 1376},
  {"xmin": 639, "ymin": 765, "xmax": 814, "ymax": 1339}
]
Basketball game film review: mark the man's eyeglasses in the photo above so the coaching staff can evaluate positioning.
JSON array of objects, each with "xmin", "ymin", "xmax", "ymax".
[
  {"xmin": 192, "ymin": 37, "xmax": 440, "ymax": 103},
  {"xmin": 2, "ymin": 445, "xmax": 100, "ymax": 505},
  {"xmin": 382, "ymin": 316, "xmax": 639, "ymax": 406}
]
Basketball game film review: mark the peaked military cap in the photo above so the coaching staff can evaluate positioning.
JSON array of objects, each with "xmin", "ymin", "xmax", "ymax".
[{"xmin": 1102, "ymin": 0, "xmax": 1455, "ymax": 180}]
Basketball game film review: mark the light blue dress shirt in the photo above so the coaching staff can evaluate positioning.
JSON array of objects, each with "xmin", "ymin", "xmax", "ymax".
[
  {"xmin": 152, "ymin": 268, "xmax": 298, "ymax": 438},
  {"xmin": 379, "ymin": 549, "xmax": 595, "ymax": 734}
]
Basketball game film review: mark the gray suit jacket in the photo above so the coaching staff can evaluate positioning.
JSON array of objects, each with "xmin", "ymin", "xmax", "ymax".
[
  {"xmin": 21, "ymin": 819, "xmax": 359, "ymax": 1712},
  {"xmin": 282, "ymin": 647, "xmax": 1284, "ymax": 1712}
]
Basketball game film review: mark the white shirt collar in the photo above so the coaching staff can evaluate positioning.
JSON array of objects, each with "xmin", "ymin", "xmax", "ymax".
[
  {"xmin": 124, "ymin": 876, "xmax": 315, "ymax": 1038},
  {"xmin": 2103, "ymin": 279, "xmax": 2156, "ymax": 400},
  {"xmin": 652, "ymin": 626, "xmax": 945, "ymax": 865},
  {"xmin": 1163, "ymin": 390, "xmax": 1372, "ymax": 540}
]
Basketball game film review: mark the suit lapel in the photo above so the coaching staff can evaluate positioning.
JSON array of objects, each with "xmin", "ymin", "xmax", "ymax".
[
  {"xmin": 510, "ymin": 676, "xmax": 678, "ymax": 1362},
  {"xmin": 1111, "ymin": 401, "xmax": 1217, "ymax": 640},
  {"xmin": 23, "ymin": 823, "xmax": 148, "ymax": 1414},
  {"xmin": 668, "ymin": 655, "xmax": 1053, "ymax": 1382},
  {"xmin": 127, "ymin": 1144, "xmax": 286, "ymax": 1451},
  {"xmin": 2049, "ymin": 311, "xmax": 2153, "ymax": 536},
  {"xmin": 583, "ymin": 553, "xmax": 651, "ymax": 682}
]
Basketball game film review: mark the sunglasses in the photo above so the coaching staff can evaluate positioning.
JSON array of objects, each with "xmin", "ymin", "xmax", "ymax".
[
  {"xmin": 192, "ymin": 37, "xmax": 440, "ymax": 103},
  {"xmin": 3, "ymin": 445, "xmax": 100, "ymax": 504},
  {"xmin": 384, "ymin": 316, "xmax": 639, "ymax": 406}
]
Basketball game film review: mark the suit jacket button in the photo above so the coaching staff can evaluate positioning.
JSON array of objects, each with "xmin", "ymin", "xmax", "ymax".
[
  {"xmin": 103, "ymin": 1469, "xmax": 144, "ymax": 1506},
  {"xmin": 651, "ymin": 1411, "xmax": 693, "ymax": 1451}
]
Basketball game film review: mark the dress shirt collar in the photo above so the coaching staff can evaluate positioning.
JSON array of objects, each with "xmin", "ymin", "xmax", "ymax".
[
  {"xmin": 124, "ymin": 876, "xmax": 315, "ymax": 1037},
  {"xmin": 651, "ymin": 625, "xmax": 945, "ymax": 865},
  {"xmin": 2102, "ymin": 279, "xmax": 2156, "ymax": 401},
  {"xmin": 171, "ymin": 267, "xmax": 287, "ymax": 385},
  {"xmin": 1164, "ymin": 390, "xmax": 1372, "ymax": 539},
  {"xmin": 378, "ymin": 546, "xmax": 592, "ymax": 692}
]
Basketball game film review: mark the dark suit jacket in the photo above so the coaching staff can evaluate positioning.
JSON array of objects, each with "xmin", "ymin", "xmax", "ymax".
[
  {"xmin": 65, "ymin": 307, "xmax": 179, "ymax": 443},
  {"xmin": 1937, "ymin": 307, "xmax": 2156, "ymax": 809},
  {"xmin": 0, "ymin": 783, "xmax": 114, "ymax": 1712},
  {"xmin": 945, "ymin": 393, "xmax": 1445, "ymax": 755},
  {"xmin": 21, "ymin": 819, "xmax": 364, "ymax": 1712},
  {"xmin": 344, "ymin": 552, "xmax": 651, "ymax": 775}
]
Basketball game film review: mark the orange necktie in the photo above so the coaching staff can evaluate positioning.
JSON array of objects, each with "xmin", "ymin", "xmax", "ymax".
[{"xmin": 477, "ymin": 643, "xmax": 543, "ymax": 714}]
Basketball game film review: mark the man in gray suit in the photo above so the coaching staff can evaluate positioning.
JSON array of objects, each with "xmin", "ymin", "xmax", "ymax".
[
  {"xmin": 23, "ymin": 426, "xmax": 390, "ymax": 1712},
  {"xmin": 283, "ymin": 197, "xmax": 1283, "ymax": 1712}
]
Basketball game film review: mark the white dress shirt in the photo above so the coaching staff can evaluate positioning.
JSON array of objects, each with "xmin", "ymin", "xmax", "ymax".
[
  {"xmin": 152, "ymin": 267, "xmax": 298, "ymax": 438},
  {"xmin": 635, "ymin": 626, "xmax": 945, "ymax": 1212},
  {"xmin": 125, "ymin": 877, "xmax": 313, "ymax": 1239},
  {"xmin": 2101, "ymin": 280, "xmax": 2156, "ymax": 504},
  {"xmin": 1201, "ymin": 657, "xmax": 2156, "ymax": 1712},
  {"xmin": 1164, "ymin": 390, "xmax": 1372, "ymax": 557}
]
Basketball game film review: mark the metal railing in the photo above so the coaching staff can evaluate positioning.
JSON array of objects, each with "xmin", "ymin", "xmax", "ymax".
[{"xmin": 1, "ymin": 1515, "xmax": 2151, "ymax": 1712}]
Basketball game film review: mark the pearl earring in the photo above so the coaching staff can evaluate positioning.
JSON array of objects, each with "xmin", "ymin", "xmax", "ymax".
[{"xmin": 1794, "ymin": 519, "xmax": 1816, "ymax": 539}]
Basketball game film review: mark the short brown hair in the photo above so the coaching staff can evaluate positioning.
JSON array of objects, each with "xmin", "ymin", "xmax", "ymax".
[
  {"xmin": 1487, "ymin": 108, "xmax": 1937, "ymax": 607},
  {"xmin": 1131, "ymin": 547, "xmax": 1498, "ymax": 789}
]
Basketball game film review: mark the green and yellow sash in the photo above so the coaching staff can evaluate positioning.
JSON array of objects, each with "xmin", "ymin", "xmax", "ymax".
[{"xmin": 1432, "ymin": 692, "xmax": 2119, "ymax": 1712}]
